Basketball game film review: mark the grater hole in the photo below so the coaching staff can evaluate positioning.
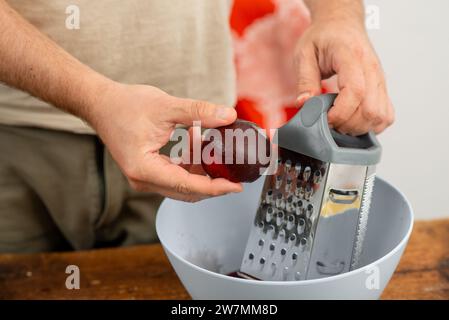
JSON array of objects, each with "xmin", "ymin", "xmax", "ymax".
[
  {"xmin": 275, "ymin": 175, "xmax": 283, "ymax": 189},
  {"xmin": 281, "ymin": 248, "xmax": 287, "ymax": 255},
  {"xmin": 279, "ymin": 229, "xmax": 286, "ymax": 238},
  {"xmin": 292, "ymin": 252, "xmax": 298, "ymax": 260},
  {"xmin": 303, "ymin": 166, "xmax": 311, "ymax": 180},
  {"xmin": 307, "ymin": 204, "xmax": 314, "ymax": 214},
  {"xmin": 249, "ymin": 253, "xmax": 254, "ymax": 260},
  {"xmin": 313, "ymin": 170, "xmax": 321, "ymax": 183},
  {"xmin": 285, "ymin": 159, "xmax": 292, "ymax": 168},
  {"xmin": 297, "ymin": 218, "xmax": 305, "ymax": 235}
]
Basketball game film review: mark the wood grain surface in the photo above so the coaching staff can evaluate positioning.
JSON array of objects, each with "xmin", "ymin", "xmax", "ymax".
[{"xmin": 0, "ymin": 219, "xmax": 448, "ymax": 300}]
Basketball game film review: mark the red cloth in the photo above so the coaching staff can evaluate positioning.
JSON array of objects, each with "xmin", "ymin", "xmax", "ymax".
[{"xmin": 230, "ymin": 0, "xmax": 335, "ymax": 130}]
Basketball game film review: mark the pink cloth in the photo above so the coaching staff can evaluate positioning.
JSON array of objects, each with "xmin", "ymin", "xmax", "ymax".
[{"xmin": 231, "ymin": 0, "xmax": 337, "ymax": 129}]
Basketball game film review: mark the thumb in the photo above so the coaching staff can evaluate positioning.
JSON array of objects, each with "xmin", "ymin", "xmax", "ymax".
[
  {"xmin": 296, "ymin": 46, "xmax": 322, "ymax": 104},
  {"xmin": 169, "ymin": 98, "xmax": 237, "ymax": 128}
]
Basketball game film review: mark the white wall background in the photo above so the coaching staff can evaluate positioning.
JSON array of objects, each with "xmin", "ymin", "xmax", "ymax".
[{"xmin": 365, "ymin": 0, "xmax": 449, "ymax": 219}]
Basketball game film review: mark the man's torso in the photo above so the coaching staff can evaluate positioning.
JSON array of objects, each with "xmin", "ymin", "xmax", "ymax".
[{"xmin": 0, "ymin": 0, "xmax": 236, "ymax": 134}]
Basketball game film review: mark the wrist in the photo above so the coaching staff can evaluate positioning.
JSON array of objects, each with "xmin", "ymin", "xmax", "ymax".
[{"xmin": 77, "ymin": 71, "xmax": 118, "ymax": 130}]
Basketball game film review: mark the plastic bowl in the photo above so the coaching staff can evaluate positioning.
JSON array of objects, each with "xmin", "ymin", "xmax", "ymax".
[{"xmin": 156, "ymin": 177, "xmax": 413, "ymax": 299}]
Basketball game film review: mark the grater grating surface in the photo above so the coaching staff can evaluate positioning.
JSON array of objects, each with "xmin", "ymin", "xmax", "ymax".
[
  {"xmin": 240, "ymin": 149, "xmax": 377, "ymax": 281},
  {"xmin": 239, "ymin": 94, "xmax": 381, "ymax": 282},
  {"xmin": 240, "ymin": 148, "xmax": 329, "ymax": 281}
]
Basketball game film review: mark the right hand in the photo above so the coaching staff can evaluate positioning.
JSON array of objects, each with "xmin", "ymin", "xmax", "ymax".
[
  {"xmin": 86, "ymin": 81, "xmax": 243, "ymax": 202},
  {"xmin": 295, "ymin": 15, "xmax": 394, "ymax": 136}
]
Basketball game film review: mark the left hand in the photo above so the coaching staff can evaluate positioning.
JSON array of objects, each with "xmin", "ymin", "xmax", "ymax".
[{"xmin": 295, "ymin": 17, "xmax": 395, "ymax": 135}]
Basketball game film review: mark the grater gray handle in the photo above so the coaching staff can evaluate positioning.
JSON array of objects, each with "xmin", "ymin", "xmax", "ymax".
[{"xmin": 276, "ymin": 93, "xmax": 382, "ymax": 165}]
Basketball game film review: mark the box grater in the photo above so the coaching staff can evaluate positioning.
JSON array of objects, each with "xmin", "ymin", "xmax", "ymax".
[{"xmin": 239, "ymin": 94, "xmax": 382, "ymax": 281}]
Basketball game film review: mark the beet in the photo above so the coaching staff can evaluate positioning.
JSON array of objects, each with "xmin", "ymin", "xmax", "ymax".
[{"xmin": 201, "ymin": 120, "xmax": 271, "ymax": 183}]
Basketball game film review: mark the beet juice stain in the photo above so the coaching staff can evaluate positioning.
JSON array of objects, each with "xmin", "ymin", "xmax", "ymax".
[
  {"xmin": 226, "ymin": 270, "xmax": 260, "ymax": 280},
  {"xmin": 226, "ymin": 271, "xmax": 242, "ymax": 278},
  {"xmin": 201, "ymin": 120, "xmax": 272, "ymax": 183}
]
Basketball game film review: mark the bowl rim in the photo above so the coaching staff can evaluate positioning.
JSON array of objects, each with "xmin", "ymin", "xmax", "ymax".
[{"xmin": 156, "ymin": 177, "xmax": 414, "ymax": 286}]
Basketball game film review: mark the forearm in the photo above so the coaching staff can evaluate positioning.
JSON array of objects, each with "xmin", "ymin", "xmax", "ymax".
[
  {"xmin": 304, "ymin": 0, "xmax": 365, "ymax": 26},
  {"xmin": 0, "ymin": 0, "xmax": 112, "ymax": 122}
]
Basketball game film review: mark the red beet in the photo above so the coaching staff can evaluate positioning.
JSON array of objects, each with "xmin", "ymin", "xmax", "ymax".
[{"xmin": 201, "ymin": 120, "xmax": 271, "ymax": 183}]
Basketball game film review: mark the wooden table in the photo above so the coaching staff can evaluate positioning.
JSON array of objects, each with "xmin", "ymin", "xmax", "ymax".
[{"xmin": 0, "ymin": 219, "xmax": 448, "ymax": 300}]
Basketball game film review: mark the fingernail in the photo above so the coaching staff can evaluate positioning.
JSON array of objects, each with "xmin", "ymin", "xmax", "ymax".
[
  {"xmin": 296, "ymin": 92, "xmax": 311, "ymax": 106},
  {"xmin": 216, "ymin": 107, "xmax": 234, "ymax": 120},
  {"xmin": 296, "ymin": 92, "xmax": 312, "ymax": 102}
]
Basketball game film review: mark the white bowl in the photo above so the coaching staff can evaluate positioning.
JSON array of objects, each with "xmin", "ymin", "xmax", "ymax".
[{"xmin": 156, "ymin": 177, "xmax": 413, "ymax": 300}]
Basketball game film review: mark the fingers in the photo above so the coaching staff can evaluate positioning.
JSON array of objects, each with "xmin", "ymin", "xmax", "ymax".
[
  {"xmin": 296, "ymin": 45, "xmax": 322, "ymax": 103},
  {"xmin": 130, "ymin": 179, "xmax": 208, "ymax": 202},
  {"xmin": 129, "ymin": 153, "xmax": 243, "ymax": 202},
  {"xmin": 336, "ymin": 108, "xmax": 370, "ymax": 136},
  {"xmin": 327, "ymin": 48, "xmax": 366, "ymax": 129},
  {"xmin": 168, "ymin": 98, "xmax": 237, "ymax": 128},
  {"xmin": 334, "ymin": 55, "xmax": 394, "ymax": 135},
  {"xmin": 337, "ymin": 62, "xmax": 380, "ymax": 135},
  {"xmin": 373, "ymin": 98, "xmax": 395, "ymax": 134}
]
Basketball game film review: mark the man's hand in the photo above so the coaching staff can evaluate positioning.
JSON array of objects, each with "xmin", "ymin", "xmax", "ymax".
[
  {"xmin": 297, "ymin": 0, "xmax": 394, "ymax": 135},
  {"xmin": 0, "ymin": 0, "xmax": 242, "ymax": 202},
  {"xmin": 89, "ymin": 83, "xmax": 243, "ymax": 202}
]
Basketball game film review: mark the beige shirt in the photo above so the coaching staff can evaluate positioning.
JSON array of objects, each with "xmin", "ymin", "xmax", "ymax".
[{"xmin": 0, "ymin": 0, "xmax": 236, "ymax": 134}]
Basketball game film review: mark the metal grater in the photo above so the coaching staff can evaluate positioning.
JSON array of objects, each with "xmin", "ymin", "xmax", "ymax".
[{"xmin": 240, "ymin": 94, "xmax": 382, "ymax": 281}]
